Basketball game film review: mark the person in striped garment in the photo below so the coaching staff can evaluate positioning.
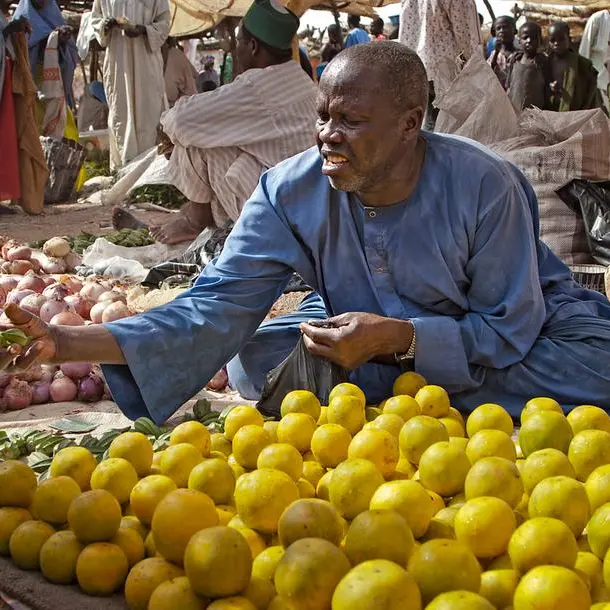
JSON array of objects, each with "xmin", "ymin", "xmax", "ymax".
[{"xmin": 114, "ymin": 0, "xmax": 317, "ymax": 246}]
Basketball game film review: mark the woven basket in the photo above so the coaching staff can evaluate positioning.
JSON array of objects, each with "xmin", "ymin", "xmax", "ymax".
[{"xmin": 570, "ymin": 264, "xmax": 607, "ymax": 295}]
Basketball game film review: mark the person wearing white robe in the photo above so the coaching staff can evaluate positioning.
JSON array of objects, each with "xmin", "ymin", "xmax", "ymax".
[
  {"xmin": 579, "ymin": 9, "xmax": 610, "ymax": 111},
  {"xmin": 91, "ymin": 0, "xmax": 169, "ymax": 169}
]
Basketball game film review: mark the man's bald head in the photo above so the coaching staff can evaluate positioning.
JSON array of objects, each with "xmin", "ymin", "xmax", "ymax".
[{"xmin": 322, "ymin": 42, "xmax": 429, "ymax": 114}]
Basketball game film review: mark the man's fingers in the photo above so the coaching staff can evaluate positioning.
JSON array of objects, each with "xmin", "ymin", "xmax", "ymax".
[
  {"xmin": 4, "ymin": 343, "xmax": 43, "ymax": 373},
  {"xmin": 300, "ymin": 323, "xmax": 337, "ymax": 346},
  {"xmin": 302, "ymin": 334, "xmax": 336, "ymax": 360},
  {"xmin": 0, "ymin": 345, "xmax": 21, "ymax": 371},
  {"xmin": 4, "ymin": 304, "xmax": 46, "ymax": 339}
]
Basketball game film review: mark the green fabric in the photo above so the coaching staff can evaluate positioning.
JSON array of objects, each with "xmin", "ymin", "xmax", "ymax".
[
  {"xmin": 242, "ymin": 0, "xmax": 299, "ymax": 50},
  {"xmin": 558, "ymin": 50, "xmax": 604, "ymax": 112}
]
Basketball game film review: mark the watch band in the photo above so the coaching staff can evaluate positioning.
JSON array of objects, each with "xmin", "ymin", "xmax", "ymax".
[{"xmin": 394, "ymin": 322, "xmax": 416, "ymax": 368}]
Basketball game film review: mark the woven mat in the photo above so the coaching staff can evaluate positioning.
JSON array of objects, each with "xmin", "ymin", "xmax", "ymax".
[{"xmin": 0, "ymin": 557, "xmax": 128, "ymax": 610}]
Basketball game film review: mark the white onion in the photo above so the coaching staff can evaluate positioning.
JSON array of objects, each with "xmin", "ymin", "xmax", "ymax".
[
  {"xmin": 80, "ymin": 282, "xmax": 107, "ymax": 302},
  {"xmin": 101, "ymin": 301, "xmax": 131, "ymax": 323},
  {"xmin": 89, "ymin": 301, "xmax": 111, "ymax": 324},
  {"xmin": 64, "ymin": 294, "xmax": 94, "ymax": 319},
  {"xmin": 6, "ymin": 289, "xmax": 35, "ymax": 305},
  {"xmin": 19, "ymin": 293, "xmax": 47, "ymax": 316},
  {"xmin": 43, "ymin": 283, "xmax": 71, "ymax": 300},
  {"xmin": 17, "ymin": 274, "xmax": 46, "ymax": 294},
  {"xmin": 0, "ymin": 276, "xmax": 19, "ymax": 292},
  {"xmin": 98, "ymin": 291, "xmax": 126, "ymax": 304},
  {"xmin": 49, "ymin": 311, "xmax": 84, "ymax": 326},
  {"xmin": 39, "ymin": 299, "xmax": 69, "ymax": 323},
  {"xmin": 6, "ymin": 246, "xmax": 32, "ymax": 262}
]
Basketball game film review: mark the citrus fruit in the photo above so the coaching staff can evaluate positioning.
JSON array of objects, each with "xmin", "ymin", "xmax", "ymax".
[
  {"xmin": 587, "ymin": 465, "xmax": 610, "ymax": 513},
  {"xmin": 234, "ymin": 468, "xmax": 299, "ymax": 534},
  {"xmin": 521, "ymin": 397, "xmax": 563, "ymax": 423},
  {"xmin": 327, "ymin": 395, "xmax": 365, "ymax": 435},
  {"xmin": 464, "ymin": 456, "xmax": 523, "ymax": 508},
  {"xmin": 302, "ymin": 461, "xmax": 325, "ymax": 488},
  {"xmin": 316, "ymin": 470, "xmax": 334, "ymax": 501},
  {"xmin": 40, "ymin": 530, "xmax": 83, "ymax": 584},
  {"xmin": 392, "ymin": 371, "xmax": 427, "ymax": 397},
  {"xmin": 576, "ymin": 551, "xmax": 604, "ymax": 593},
  {"xmin": 399, "ymin": 415, "xmax": 449, "ymax": 465},
  {"xmin": 0, "ymin": 507, "xmax": 31, "ymax": 555},
  {"xmin": 479, "ymin": 569, "xmax": 519, "ymax": 608},
  {"xmin": 466, "ymin": 429, "xmax": 517, "ymax": 463},
  {"xmin": 568, "ymin": 406, "xmax": 610, "ymax": 435},
  {"xmin": 297, "ymin": 478, "xmax": 316, "ymax": 498},
  {"xmin": 229, "ymin": 425, "xmax": 270, "ymax": 470},
  {"xmin": 519, "ymin": 410, "xmax": 573, "ymax": 457},
  {"xmin": 280, "ymin": 390, "xmax": 321, "ymax": 420},
  {"xmin": 344, "ymin": 509, "xmax": 415, "ymax": 567},
  {"xmin": 439, "ymin": 417, "xmax": 465, "ymax": 437},
  {"xmin": 90, "ymin": 457, "xmax": 139, "ymax": 504},
  {"xmin": 528, "ymin": 475, "xmax": 591, "ymax": 536},
  {"xmin": 311, "ymin": 424, "xmax": 351, "ymax": 468},
  {"xmin": 111, "ymin": 527, "xmax": 146, "ymax": 567},
  {"xmin": 76, "ymin": 542, "xmax": 128, "ymax": 596},
  {"xmin": 332, "ymin": 559, "xmax": 421, "ymax": 610},
  {"xmin": 0, "ymin": 460, "xmax": 37, "ymax": 508},
  {"xmin": 426, "ymin": 591, "xmax": 495, "ymax": 610},
  {"xmin": 418, "ymin": 441, "xmax": 471, "ymax": 497},
  {"xmin": 329, "ymin": 458, "xmax": 384, "ymax": 520},
  {"xmin": 252, "ymin": 546, "xmax": 285, "ymax": 581},
  {"xmin": 426, "ymin": 506, "xmax": 459, "ymax": 540},
  {"xmin": 328, "ymin": 382, "xmax": 366, "ymax": 407},
  {"xmin": 244, "ymin": 576, "xmax": 276, "ymax": 609},
  {"xmin": 108, "ymin": 431, "xmax": 154, "ymax": 476},
  {"xmin": 224, "ymin": 406, "xmax": 264, "ymax": 441},
  {"xmin": 257, "ymin": 443, "xmax": 303, "ymax": 482},
  {"xmin": 30, "ymin": 476, "xmax": 80, "ymax": 526},
  {"xmin": 49, "ymin": 446, "xmax": 97, "ymax": 491},
  {"xmin": 151, "ymin": 450, "xmax": 163, "ymax": 474},
  {"xmin": 383, "ymin": 395, "xmax": 420, "ymax": 422},
  {"xmin": 210, "ymin": 433, "xmax": 233, "ymax": 457},
  {"xmin": 317, "ymin": 407, "xmax": 328, "ymax": 426},
  {"xmin": 151, "ymin": 488, "xmax": 218, "ymax": 564},
  {"xmin": 160, "ymin": 443, "xmax": 203, "ymax": 487},
  {"xmin": 188, "ymin": 458, "xmax": 236, "ymax": 504},
  {"xmin": 277, "ymin": 413, "xmax": 317, "ymax": 454},
  {"xmin": 513, "ymin": 565, "xmax": 591, "ymax": 610},
  {"xmin": 130, "ymin": 474, "xmax": 177, "ymax": 525},
  {"xmin": 569, "ymin": 430, "xmax": 610, "ymax": 481},
  {"xmin": 278, "ymin": 498, "xmax": 343, "ymax": 547},
  {"xmin": 148, "ymin": 576, "xmax": 208, "ymax": 610},
  {"xmin": 427, "ymin": 490, "xmax": 445, "ymax": 515},
  {"xmin": 588, "ymin": 503, "xmax": 610, "ymax": 559},
  {"xmin": 521, "ymin": 448, "xmax": 576, "ymax": 494},
  {"xmin": 274, "ymin": 538, "xmax": 350, "ymax": 610},
  {"xmin": 170, "ymin": 421, "xmax": 212, "ymax": 456},
  {"xmin": 125, "ymin": 556, "xmax": 184, "ymax": 609},
  {"xmin": 207, "ymin": 598, "xmax": 256, "ymax": 610},
  {"xmin": 407, "ymin": 539, "xmax": 482, "ymax": 604},
  {"xmin": 454, "ymin": 497, "xmax": 516, "ymax": 558},
  {"xmin": 184, "ymin": 526, "xmax": 252, "ymax": 598},
  {"xmin": 9, "ymin": 520, "xmax": 55, "ymax": 569},
  {"xmin": 68, "ymin": 489, "xmax": 122, "ymax": 544},
  {"xmin": 347, "ymin": 428, "xmax": 399, "ymax": 478},
  {"xmin": 394, "ymin": 457, "xmax": 417, "ymax": 479},
  {"xmin": 370, "ymin": 479, "xmax": 435, "ymax": 538},
  {"xmin": 367, "ymin": 413, "xmax": 405, "ymax": 438},
  {"xmin": 466, "ymin": 403, "xmax": 514, "ymax": 437},
  {"xmin": 415, "ymin": 385, "xmax": 450, "ymax": 418},
  {"xmin": 508, "ymin": 517, "xmax": 578, "ymax": 572},
  {"xmin": 235, "ymin": 526, "xmax": 266, "ymax": 559}
]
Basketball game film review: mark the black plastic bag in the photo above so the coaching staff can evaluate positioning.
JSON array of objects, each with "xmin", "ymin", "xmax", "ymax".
[
  {"xmin": 557, "ymin": 179, "xmax": 610, "ymax": 266},
  {"xmin": 256, "ymin": 337, "xmax": 349, "ymax": 418}
]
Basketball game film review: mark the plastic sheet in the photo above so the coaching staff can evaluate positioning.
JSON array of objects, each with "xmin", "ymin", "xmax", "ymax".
[{"xmin": 256, "ymin": 337, "xmax": 348, "ymax": 418}]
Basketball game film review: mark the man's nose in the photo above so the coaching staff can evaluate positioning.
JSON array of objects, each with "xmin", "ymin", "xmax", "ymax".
[{"xmin": 318, "ymin": 120, "xmax": 343, "ymax": 144}]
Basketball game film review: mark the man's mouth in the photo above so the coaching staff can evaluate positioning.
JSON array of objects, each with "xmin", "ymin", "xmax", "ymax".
[{"xmin": 322, "ymin": 152, "xmax": 349, "ymax": 175}]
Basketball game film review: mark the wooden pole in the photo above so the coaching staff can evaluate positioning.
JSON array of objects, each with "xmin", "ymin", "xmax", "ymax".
[{"xmin": 482, "ymin": 0, "xmax": 495, "ymax": 21}]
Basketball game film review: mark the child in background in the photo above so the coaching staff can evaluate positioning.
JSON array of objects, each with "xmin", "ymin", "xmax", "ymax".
[
  {"xmin": 506, "ymin": 21, "xmax": 551, "ymax": 111},
  {"xmin": 488, "ymin": 15, "xmax": 518, "ymax": 89}
]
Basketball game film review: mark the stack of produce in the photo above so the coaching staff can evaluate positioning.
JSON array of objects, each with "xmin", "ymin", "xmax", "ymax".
[
  {"xmin": 1, "ymin": 374, "xmax": 610, "ymax": 609},
  {"xmin": 0, "ymin": 235, "xmax": 134, "ymax": 409}
]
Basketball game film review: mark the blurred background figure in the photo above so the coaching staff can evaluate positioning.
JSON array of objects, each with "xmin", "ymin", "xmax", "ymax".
[
  {"xmin": 197, "ymin": 54, "xmax": 219, "ymax": 92},
  {"xmin": 579, "ymin": 9, "xmax": 610, "ymax": 111},
  {"xmin": 163, "ymin": 36, "xmax": 197, "ymax": 107},
  {"xmin": 316, "ymin": 22, "xmax": 342, "ymax": 80},
  {"xmin": 488, "ymin": 15, "xmax": 517, "ymax": 89},
  {"xmin": 370, "ymin": 17, "xmax": 386, "ymax": 41},
  {"xmin": 344, "ymin": 14, "xmax": 369, "ymax": 47}
]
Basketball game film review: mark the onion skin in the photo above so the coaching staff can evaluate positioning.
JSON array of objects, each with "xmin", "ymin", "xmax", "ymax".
[
  {"xmin": 77, "ymin": 374, "xmax": 105, "ymax": 402},
  {"xmin": 60, "ymin": 362, "xmax": 92, "ymax": 380},
  {"xmin": 40, "ymin": 365, "xmax": 56, "ymax": 383},
  {"xmin": 2, "ymin": 260, "xmax": 34, "ymax": 275},
  {"xmin": 61, "ymin": 277, "xmax": 83, "ymax": 294},
  {"xmin": 6, "ymin": 246, "xmax": 31, "ymax": 262},
  {"xmin": 43, "ymin": 237, "xmax": 70, "ymax": 258},
  {"xmin": 40, "ymin": 256, "xmax": 67, "ymax": 275},
  {"xmin": 101, "ymin": 301, "xmax": 131, "ymax": 323},
  {"xmin": 43, "ymin": 283, "xmax": 71, "ymax": 301},
  {"xmin": 64, "ymin": 295, "xmax": 93, "ymax": 320},
  {"xmin": 17, "ymin": 274, "xmax": 46, "ymax": 294},
  {"xmin": 49, "ymin": 376, "xmax": 78, "ymax": 402},
  {"xmin": 4, "ymin": 379, "xmax": 32, "ymax": 410},
  {"xmin": 19, "ymin": 293, "xmax": 47, "ymax": 317},
  {"xmin": 0, "ymin": 276, "xmax": 19, "ymax": 292},
  {"xmin": 15, "ymin": 365, "xmax": 42, "ymax": 383},
  {"xmin": 80, "ymin": 282, "xmax": 107, "ymax": 302},
  {"xmin": 6, "ymin": 289, "xmax": 36, "ymax": 306},
  {"xmin": 31, "ymin": 381, "xmax": 51, "ymax": 404},
  {"xmin": 49, "ymin": 312, "xmax": 84, "ymax": 326},
  {"xmin": 39, "ymin": 299, "xmax": 69, "ymax": 323},
  {"xmin": 89, "ymin": 301, "xmax": 110, "ymax": 324},
  {"xmin": 0, "ymin": 371, "xmax": 11, "ymax": 389},
  {"xmin": 97, "ymin": 291, "xmax": 127, "ymax": 304}
]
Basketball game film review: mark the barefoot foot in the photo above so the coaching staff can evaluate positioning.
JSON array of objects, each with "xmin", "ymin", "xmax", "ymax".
[
  {"xmin": 206, "ymin": 367, "xmax": 228, "ymax": 391},
  {"xmin": 149, "ymin": 215, "xmax": 203, "ymax": 245}
]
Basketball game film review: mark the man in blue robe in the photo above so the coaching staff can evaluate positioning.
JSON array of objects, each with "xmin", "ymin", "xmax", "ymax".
[{"xmin": 2, "ymin": 42, "xmax": 610, "ymax": 422}]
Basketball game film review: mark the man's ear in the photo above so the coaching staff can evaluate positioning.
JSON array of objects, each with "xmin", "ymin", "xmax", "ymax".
[
  {"xmin": 250, "ymin": 36, "xmax": 260, "ymax": 56},
  {"xmin": 403, "ymin": 106, "xmax": 424, "ymax": 141}
]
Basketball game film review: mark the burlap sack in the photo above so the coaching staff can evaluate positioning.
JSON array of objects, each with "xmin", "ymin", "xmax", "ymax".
[{"xmin": 491, "ymin": 109, "xmax": 610, "ymax": 266}]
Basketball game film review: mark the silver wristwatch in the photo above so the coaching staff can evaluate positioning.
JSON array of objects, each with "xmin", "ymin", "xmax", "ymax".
[{"xmin": 394, "ymin": 323, "xmax": 416, "ymax": 369}]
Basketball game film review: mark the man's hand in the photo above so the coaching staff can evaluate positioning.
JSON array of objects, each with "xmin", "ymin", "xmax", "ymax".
[
  {"xmin": 123, "ymin": 24, "xmax": 146, "ymax": 38},
  {"xmin": 300, "ymin": 312, "xmax": 414, "ymax": 370},
  {"xmin": 102, "ymin": 17, "xmax": 118, "ymax": 34},
  {"xmin": 4, "ymin": 16, "xmax": 29, "ymax": 37},
  {"xmin": 156, "ymin": 125, "xmax": 174, "ymax": 158},
  {"xmin": 57, "ymin": 25, "xmax": 73, "ymax": 43},
  {"xmin": 0, "ymin": 304, "xmax": 57, "ymax": 373}
]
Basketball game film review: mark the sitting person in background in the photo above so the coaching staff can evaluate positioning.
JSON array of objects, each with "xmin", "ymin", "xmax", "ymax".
[
  {"xmin": 344, "ymin": 14, "xmax": 369, "ymax": 48},
  {"xmin": 163, "ymin": 37, "xmax": 197, "ymax": 107},
  {"xmin": 547, "ymin": 20, "xmax": 604, "ymax": 112},
  {"xmin": 506, "ymin": 21, "xmax": 551, "ymax": 111},
  {"xmin": 197, "ymin": 55, "xmax": 219, "ymax": 92},
  {"xmin": 488, "ymin": 15, "xmax": 517, "ymax": 89},
  {"xmin": 371, "ymin": 17, "xmax": 387, "ymax": 41}
]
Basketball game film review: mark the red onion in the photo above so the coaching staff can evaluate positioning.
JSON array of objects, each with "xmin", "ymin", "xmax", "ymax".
[
  {"xmin": 43, "ymin": 283, "xmax": 71, "ymax": 300},
  {"xmin": 6, "ymin": 246, "xmax": 31, "ymax": 262},
  {"xmin": 90, "ymin": 301, "xmax": 110, "ymax": 324},
  {"xmin": 49, "ymin": 311, "xmax": 84, "ymax": 326},
  {"xmin": 42, "ymin": 275, "xmax": 56, "ymax": 287},
  {"xmin": 50, "ymin": 376, "xmax": 78, "ymax": 402},
  {"xmin": 16, "ymin": 365, "xmax": 42, "ymax": 383},
  {"xmin": 1, "ymin": 241, "xmax": 19, "ymax": 259},
  {"xmin": 0, "ymin": 371, "xmax": 12, "ymax": 389},
  {"xmin": 39, "ymin": 299, "xmax": 69, "ymax": 323},
  {"xmin": 6, "ymin": 289, "xmax": 35, "ymax": 306},
  {"xmin": 19, "ymin": 293, "xmax": 47, "ymax": 317},
  {"xmin": 64, "ymin": 295, "xmax": 93, "ymax": 319},
  {"xmin": 17, "ymin": 273, "xmax": 46, "ymax": 294},
  {"xmin": 80, "ymin": 282, "xmax": 107, "ymax": 302},
  {"xmin": 31, "ymin": 381, "xmax": 51, "ymax": 404},
  {"xmin": 60, "ymin": 362, "xmax": 92, "ymax": 380},
  {"xmin": 101, "ymin": 301, "xmax": 130, "ymax": 323},
  {"xmin": 61, "ymin": 277, "xmax": 83, "ymax": 294},
  {"xmin": 0, "ymin": 276, "xmax": 19, "ymax": 292},
  {"xmin": 2, "ymin": 260, "xmax": 34, "ymax": 275},
  {"xmin": 77, "ymin": 374, "xmax": 105, "ymax": 402},
  {"xmin": 40, "ymin": 365, "xmax": 57, "ymax": 383},
  {"xmin": 4, "ymin": 379, "xmax": 32, "ymax": 410}
]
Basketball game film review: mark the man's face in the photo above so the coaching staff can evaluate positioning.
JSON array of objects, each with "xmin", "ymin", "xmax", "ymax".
[
  {"xmin": 549, "ymin": 27, "xmax": 570, "ymax": 57},
  {"xmin": 316, "ymin": 62, "xmax": 418, "ymax": 195},
  {"xmin": 494, "ymin": 18, "xmax": 515, "ymax": 44},
  {"xmin": 235, "ymin": 24, "xmax": 253, "ymax": 74},
  {"xmin": 519, "ymin": 26, "xmax": 540, "ymax": 56}
]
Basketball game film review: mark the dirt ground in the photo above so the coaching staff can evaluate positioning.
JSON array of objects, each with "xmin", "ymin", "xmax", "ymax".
[{"xmin": 1, "ymin": 202, "xmax": 171, "ymax": 243}]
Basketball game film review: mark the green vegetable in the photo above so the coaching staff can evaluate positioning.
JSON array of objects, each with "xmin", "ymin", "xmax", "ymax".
[{"xmin": 0, "ymin": 329, "xmax": 31, "ymax": 347}]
